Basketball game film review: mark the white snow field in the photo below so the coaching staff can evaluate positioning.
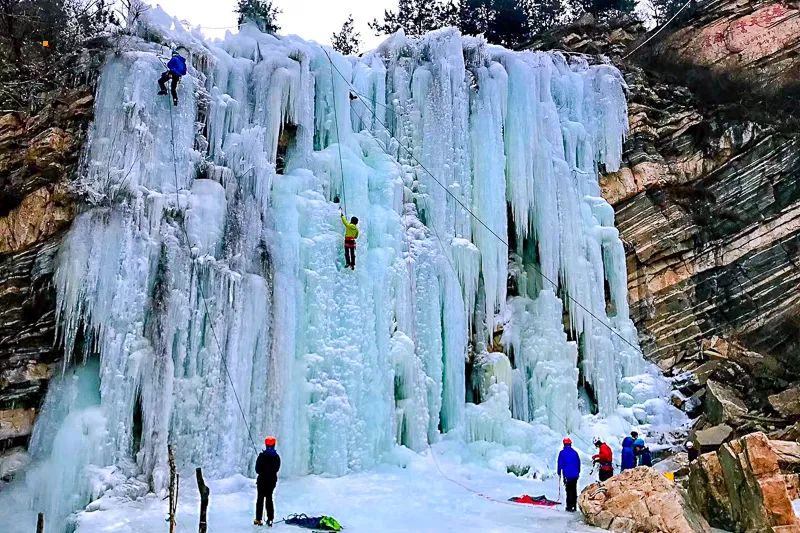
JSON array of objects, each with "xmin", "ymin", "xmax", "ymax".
[
  {"xmin": 74, "ymin": 445, "xmax": 601, "ymax": 533},
  {"xmin": 0, "ymin": 6, "xmax": 685, "ymax": 533}
]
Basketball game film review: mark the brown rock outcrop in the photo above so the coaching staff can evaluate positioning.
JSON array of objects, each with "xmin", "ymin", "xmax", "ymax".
[
  {"xmin": 688, "ymin": 432, "xmax": 800, "ymax": 532},
  {"xmin": 655, "ymin": 0, "xmax": 800, "ymax": 93},
  {"xmin": 0, "ymin": 87, "xmax": 96, "ymax": 450},
  {"xmin": 579, "ymin": 466, "xmax": 710, "ymax": 533},
  {"xmin": 705, "ymin": 380, "xmax": 748, "ymax": 425},
  {"xmin": 770, "ymin": 387, "xmax": 800, "ymax": 420},
  {"xmin": 0, "ymin": 408, "xmax": 36, "ymax": 441}
]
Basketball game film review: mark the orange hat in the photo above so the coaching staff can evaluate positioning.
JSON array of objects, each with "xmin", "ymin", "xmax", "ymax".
[
  {"xmin": 265, "ymin": 436, "xmax": 277, "ymax": 447},
  {"xmin": 563, "ymin": 437, "xmax": 572, "ymax": 445}
]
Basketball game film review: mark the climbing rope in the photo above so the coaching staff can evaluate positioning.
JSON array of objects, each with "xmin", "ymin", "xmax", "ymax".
[
  {"xmin": 622, "ymin": 0, "xmax": 694, "ymax": 60},
  {"xmin": 166, "ymin": 93, "xmax": 259, "ymax": 454},
  {"xmin": 347, "ymin": 99, "xmax": 610, "ymax": 449},
  {"xmin": 344, "ymin": 96, "xmax": 622, "ymax": 508},
  {"xmin": 324, "ymin": 54, "xmax": 643, "ymax": 359},
  {"xmin": 321, "ymin": 47, "xmax": 349, "ymax": 215}
]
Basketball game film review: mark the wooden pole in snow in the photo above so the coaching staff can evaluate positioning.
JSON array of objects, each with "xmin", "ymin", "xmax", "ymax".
[
  {"xmin": 168, "ymin": 445, "xmax": 177, "ymax": 533},
  {"xmin": 196, "ymin": 467, "xmax": 209, "ymax": 533}
]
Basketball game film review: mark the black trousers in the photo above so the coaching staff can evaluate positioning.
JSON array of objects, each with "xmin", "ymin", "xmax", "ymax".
[
  {"xmin": 344, "ymin": 246, "xmax": 356, "ymax": 268},
  {"xmin": 256, "ymin": 484, "xmax": 275, "ymax": 522},
  {"xmin": 564, "ymin": 478, "xmax": 578, "ymax": 511},
  {"xmin": 599, "ymin": 468, "xmax": 613, "ymax": 482},
  {"xmin": 158, "ymin": 71, "xmax": 180, "ymax": 101}
]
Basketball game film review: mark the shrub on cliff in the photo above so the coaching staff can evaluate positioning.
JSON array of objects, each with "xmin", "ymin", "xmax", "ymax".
[{"xmin": 0, "ymin": 0, "xmax": 115, "ymax": 110}]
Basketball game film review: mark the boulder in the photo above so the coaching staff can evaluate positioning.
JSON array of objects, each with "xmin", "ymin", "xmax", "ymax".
[
  {"xmin": 687, "ymin": 451, "xmax": 734, "ymax": 530},
  {"xmin": 769, "ymin": 386, "xmax": 800, "ymax": 419},
  {"xmin": 771, "ymin": 421, "xmax": 800, "ymax": 442},
  {"xmin": 0, "ymin": 447, "xmax": 30, "ymax": 482},
  {"xmin": 785, "ymin": 474, "xmax": 800, "ymax": 500},
  {"xmin": 0, "ymin": 408, "xmax": 36, "ymax": 441},
  {"xmin": 770, "ymin": 440, "xmax": 800, "ymax": 473},
  {"xmin": 688, "ymin": 432, "xmax": 800, "ymax": 532},
  {"xmin": 705, "ymin": 380, "xmax": 748, "ymax": 425},
  {"xmin": 579, "ymin": 467, "xmax": 710, "ymax": 533},
  {"xmin": 692, "ymin": 423, "xmax": 733, "ymax": 451}
]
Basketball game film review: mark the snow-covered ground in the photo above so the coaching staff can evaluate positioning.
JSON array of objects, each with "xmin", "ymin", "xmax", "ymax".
[{"xmin": 76, "ymin": 446, "xmax": 600, "ymax": 533}]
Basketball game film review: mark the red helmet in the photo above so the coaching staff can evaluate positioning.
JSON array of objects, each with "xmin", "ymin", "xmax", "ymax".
[
  {"xmin": 265, "ymin": 436, "xmax": 277, "ymax": 447},
  {"xmin": 563, "ymin": 437, "xmax": 572, "ymax": 445}
]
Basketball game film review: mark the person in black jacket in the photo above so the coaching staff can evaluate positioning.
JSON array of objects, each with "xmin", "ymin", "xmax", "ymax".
[{"xmin": 254, "ymin": 436, "xmax": 281, "ymax": 527}]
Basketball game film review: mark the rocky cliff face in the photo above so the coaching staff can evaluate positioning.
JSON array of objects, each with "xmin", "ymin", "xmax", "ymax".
[
  {"xmin": 529, "ymin": 4, "xmax": 800, "ymax": 438},
  {"xmin": 614, "ymin": 25, "xmax": 800, "ymax": 438},
  {"xmin": 607, "ymin": 61, "xmax": 800, "ymax": 423},
  {"xmin": 0, "ymin": 89, "xmax": 94, "ymax": 455}
]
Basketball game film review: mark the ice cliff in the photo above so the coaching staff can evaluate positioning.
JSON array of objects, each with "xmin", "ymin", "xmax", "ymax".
[{"xmin": 0, "ymin": 8, "xmax": 681, "ymax": 530}]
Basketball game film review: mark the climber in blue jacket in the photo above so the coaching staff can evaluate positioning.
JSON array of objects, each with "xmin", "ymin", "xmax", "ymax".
[
  {"xmin": 557, "ymin": 437, "xmax": 581, "ymax": 512},
  {"xmin": 620, "ymin": 436, "xmax": 636, "ymax": 471},
  {"xmin": 158, "ymin": 49, "xmax": 188, "ymax": 106}
]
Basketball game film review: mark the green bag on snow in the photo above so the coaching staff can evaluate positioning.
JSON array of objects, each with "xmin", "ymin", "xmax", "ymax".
[{"xmin": 319, "ymin": 516, "xmax": 342, "ymax": 531}]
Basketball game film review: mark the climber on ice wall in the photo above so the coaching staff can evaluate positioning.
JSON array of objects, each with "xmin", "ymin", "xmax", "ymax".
[
  {"xmin": 340, "ymin": 208, "xmax": 359, "ymax": 270},
  {"xmin": 158, "ymin": 48, "xmax": 187, "ymax": 106}
]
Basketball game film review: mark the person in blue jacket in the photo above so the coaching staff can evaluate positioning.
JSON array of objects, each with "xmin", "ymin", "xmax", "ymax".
[
  {"xmin": 158, "ymin": 50, "xmax": 187, "ymax": 106},
  {"xmin": 621, "ymin": 436, "xmax": 636, "ymax": 471},
  {"xmin": 634, "ymin": 438, "xmax": 653, "ymax": 467},
  {"xmin": 557, "ymin": 437, "xmax": 581, "ymax": 512}
]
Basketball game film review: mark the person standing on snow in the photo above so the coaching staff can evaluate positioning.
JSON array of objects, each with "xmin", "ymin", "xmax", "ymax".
[
  {"xmin": 158, "ymin": 49, "xmax": 187, "ymax": 106},
  {"xmin": 620, "ymin": 436, "xmax": 636, "ymax": 471},
  {"xmin": 592, "ymin": 438, "xmax": 614, "ymax": 482},
  {"xmin": 340, "ymin": 208, "xmax": 359, "ymax": 270},
  {"xmin": 557, "ymin": 437, "xmax": 581, "ymax": 512},
  {"xmin": 634, "ymin": 438, "xmax": 652, "ymax": 467},
  {"xmin": 254, "ymin": 436, "xmax": 281, "ymax": 527}
]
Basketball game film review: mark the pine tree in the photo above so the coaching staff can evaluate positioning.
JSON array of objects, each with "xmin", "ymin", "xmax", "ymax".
[
  {"xmin": 528, "ymin": 0, "xmax": 567, "ymax": 34},
  {"xmin": 573, "ymin": 0, "xmax": 635, "ymax": 18},
  {"xmin": 235, "ymin": 0, "xmax": 280, "ymax": 34},
  {"xmin": 649, "ymin": 0, "xmax": 693, "ymax": 25},
  {"xmin": 459, "ymin": 0, "xmax": 533, "ymax": 49},
  {"xmin": 368, "ymin": 0, "xmax": 459, "ymax": 37},
  {"xmin": 332, "ymin": 14, "xmax": 361, "ymax": 56}
]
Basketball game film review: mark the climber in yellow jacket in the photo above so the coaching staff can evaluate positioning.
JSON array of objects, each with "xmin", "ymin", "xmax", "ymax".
[{"xmin": 340, "ymin": 208, "xmax": 359, "ymax": 270}]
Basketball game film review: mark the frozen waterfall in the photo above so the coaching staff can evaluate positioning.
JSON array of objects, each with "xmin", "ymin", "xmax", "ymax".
[{"xmin": 0, "ymin": 8, "xmax": 682, "ymax": 531}]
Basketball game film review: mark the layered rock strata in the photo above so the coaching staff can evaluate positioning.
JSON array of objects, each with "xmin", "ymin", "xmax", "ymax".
[{"xmin": 0, "ymin": 88, "xmax": 94, "ymax": 452}]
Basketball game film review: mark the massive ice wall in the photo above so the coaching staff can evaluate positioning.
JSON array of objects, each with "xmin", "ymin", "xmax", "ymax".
[{"xmin": 0, "ymin": 8, "xmax": 679, "ymax": 530}]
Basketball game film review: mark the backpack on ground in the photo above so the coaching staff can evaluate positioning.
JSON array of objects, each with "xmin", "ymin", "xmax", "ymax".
[{"xmin": 284, "ymin": 513, "xmax": 343, "ymax": 531}]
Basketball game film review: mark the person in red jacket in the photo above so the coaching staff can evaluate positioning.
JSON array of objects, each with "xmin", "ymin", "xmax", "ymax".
[{"xmin": 592, "ymin": 438, "xmax": 614, "ymax": 482}]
